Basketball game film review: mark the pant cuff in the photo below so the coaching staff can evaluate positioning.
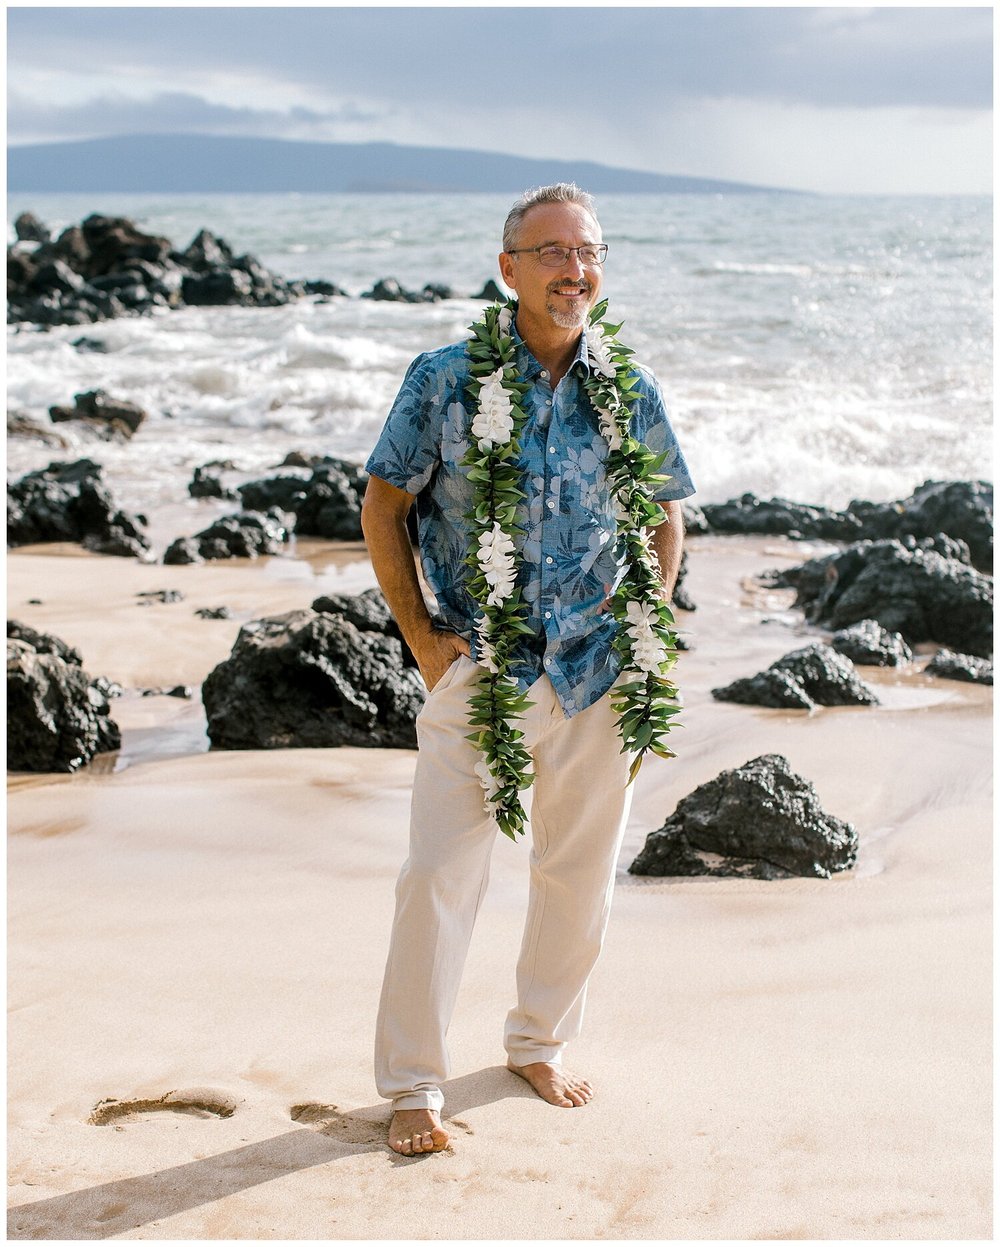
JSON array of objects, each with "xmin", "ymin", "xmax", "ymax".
[
  {"xmin": 505, "ymin": 1044, "xmax": 565, "ymax": 1068},
  {"xmin": 389, "ymin": 1090, "xmax": 445, "ymax": 1112}
]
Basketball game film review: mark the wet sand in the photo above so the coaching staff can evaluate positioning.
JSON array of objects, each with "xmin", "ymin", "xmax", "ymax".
[{"xmin": 7, "ymin": 534, "xmax": 992, "ymax": 1240}]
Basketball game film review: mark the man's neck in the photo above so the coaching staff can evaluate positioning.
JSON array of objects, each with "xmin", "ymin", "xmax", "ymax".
[{"xmin": 515, "ymin": 307, "xmax": 584, "ymax": 389}]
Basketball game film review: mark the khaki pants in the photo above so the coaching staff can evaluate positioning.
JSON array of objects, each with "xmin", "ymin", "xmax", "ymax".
[{"xmin": 374, "ymin": 655, "xmax": 634, "ymax": 1112}]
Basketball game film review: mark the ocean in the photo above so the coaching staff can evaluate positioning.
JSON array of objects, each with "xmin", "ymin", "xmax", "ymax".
[{"xmin": 6, "ymin": 192, "xmax": 992, "ymax": 519}]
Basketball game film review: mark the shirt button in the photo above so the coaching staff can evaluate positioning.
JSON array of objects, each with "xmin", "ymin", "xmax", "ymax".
[
  {"xmin": 541, "ymin": 370, "xmax": 549, "ymax": 379},
  {"xmin": 544, "ymin": 657, "xmax": 552, "ymax": 666},
  {"xmin": 548, "ymin": 446, "xmax": 556, "ymax": 453},
  {"xmin": 545, "ymin": 399, "xmax": 552, "ymax": 407},
  {"xmin": 546, "ymin": 499, "xmax": 555, "ymax": 510},
  {"xmin": 544, "ymin": 610, "xmax": 552, "ymax": 619},
  {"xmin": 545, "ymin": 556, "xmax": 553, "ymax": 564}
]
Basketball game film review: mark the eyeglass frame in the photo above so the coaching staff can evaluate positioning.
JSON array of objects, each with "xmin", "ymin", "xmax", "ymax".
[{"xmin": 505, "ymin": 243, "xmax": 609, "ymax": 268}]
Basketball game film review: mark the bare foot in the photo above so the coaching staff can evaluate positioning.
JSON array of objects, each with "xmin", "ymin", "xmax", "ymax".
[
  {"xmin": 388, "ymin": 1108, "xmax": 450, "ymax": 1155},
  {"xmin": 507, "ymin": 1060, "xmax": 594, "ymax": 1107}
]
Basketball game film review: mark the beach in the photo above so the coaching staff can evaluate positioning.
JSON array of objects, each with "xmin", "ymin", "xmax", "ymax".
[{"xmin": 7, "ymin": 531, "xmax": 992, "ymax": 1240}]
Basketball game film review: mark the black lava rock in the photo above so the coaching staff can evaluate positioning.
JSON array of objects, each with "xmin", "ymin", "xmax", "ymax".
[
  {"xmin": 162, "ymin": 509, "xmax": 291, "ymax": 564},
  {"xmin": 14, "ymin": 211, "xmax": 50, "ymax": 243},
  {"xmin": 629, "ymin": 753, "xmax": 858, "ymax": 879},
  {"xmin": 7, "ymin": 459, "xmax": 151, "ymax": 558},
  {"xmin": 362, "ymin": 277, "xmax": 440, "ymax": 304},
  {"xmin": 847, "ymin": 479, "xmax": 993, "ymax": 572},
  {"xmin": 672, "ymin": 549, "xmax": 696, "ymax": 612},
  {"xmin": 302, "ymin": 279, "xmax": 347, "ymax": 297},
  {"xmin": 195, "ymin": 606, "xmax": 234, "ymax": 620},
  {"xmin": 712, "ymin": 643, "xmax": 878, "ymax": 710},
  {"xmin": 312, "ymin": 586, "xmax": 413, "ymax": 664},
  {"xmin": 136, "ymin": 589, "xmax": 184, "ymax": 605},
  {"xmin": 831, "ymin": 619, "xmax": 913, "ymax": 667},
  {"xmin": 924, "ymin": 649, "xmax": 993, "ymax": 685},
  {"xmin": 278, "ymin": 451, "xmax": 323, "ymax": 469},
  {"xmin": 161, "ymin": 537, "xmax": 203, "ymax": 565},
  {"xmin": 237, "ymin": 460, "xmax": 367, "ymax": 540},
  {"xmin": 48, "ymin": 388, "xmax": 147, "ymax": 439},
  {"xmin": 766, "ymin": 537, "xmax": 992, "ymax": 659},
  {"xmin": 9, "ymin": 214, "xmax": 343, "ymax": 327},
  {"xmin": 701, "ymin": 493, "xmax": 860, "ymax": 541},
  {"xmin": 421, "ymin": 282, "xmax": 453, "ymax": 302},
  {"xmin": 181, "ymin": 268, "xmax": 254, "ymax": 306},
  {"xmin": 292, "ymin": 463, "xmax": 364, "ymax": 539},
  {"xmin": 189, "ymin": 465, "xmax": 237, "ymax": 500},
  {"xmin": 680, "ymin": 502, "xmax": 709, "ymax": 536},
  {"xmin": 473, "ymin": 280, "xmax": 505, "ymax": 301},
  {"xmin": 698, "ymin": 481, "xmax": 992, "ymax": 572},
  {"xmin": 237, "ymin": 474, "xmax": 310, "ymax": 514},
  {"xmin": 201, "ymin": 607, "xmax": 424, "ymax": 750},
  {"xmin": 7, "ymin": 625, "xmax": 121, "ymax": 772},
  {"xmin": 7, "ymin": 619, "xmax": 82, "ymax": 666},
  {"xmin": 711, "ymin": 666, "xmax": 815, "ymax": 710}
]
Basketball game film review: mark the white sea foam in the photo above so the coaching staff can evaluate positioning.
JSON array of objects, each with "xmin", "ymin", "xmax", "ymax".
[{"xmin": 7, "ymin": 192, "xmax": 991, "ymax": 516}]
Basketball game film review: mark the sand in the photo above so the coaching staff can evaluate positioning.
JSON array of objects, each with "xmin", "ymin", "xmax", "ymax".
[{"xmin": 6, "ymin": 534, "xmax": 992, "ymax": 1240}]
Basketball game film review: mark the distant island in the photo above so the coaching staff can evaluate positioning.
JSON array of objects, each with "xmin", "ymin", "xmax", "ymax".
[{"xmin": 7, "ymin": 133, "xmax": 797, "ymax": 195}]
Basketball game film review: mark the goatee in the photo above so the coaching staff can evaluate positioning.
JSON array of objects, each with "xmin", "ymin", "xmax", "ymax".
[{"xmin": 546, "ymin": 302, "xmax": 589, "ymax": 330}]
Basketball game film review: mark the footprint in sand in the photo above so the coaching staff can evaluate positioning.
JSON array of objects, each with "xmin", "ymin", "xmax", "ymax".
[
  {"xmin": 88, "ymin": 1087, "xmax": 240, "ymax": 1125},
  {"xmin": 290, "ymin": 1103, "xmax": 475, "ymax": 1146}
]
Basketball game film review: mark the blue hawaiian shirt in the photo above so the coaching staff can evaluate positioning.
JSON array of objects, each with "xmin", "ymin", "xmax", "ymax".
[{"xmin": 365, "ymin": 322, "xmax": 695, "ymax": 717}]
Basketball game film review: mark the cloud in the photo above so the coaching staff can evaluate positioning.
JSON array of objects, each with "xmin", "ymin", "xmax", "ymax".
[
  {"xmin": 7, "ymin": 6, "xmax": 993, "ymax": 112},
  {"xmin": 7, "ymin": 88, "xmax": 388, "ymax": 145},
  {"xmin": 5, "ymin": 7, "xmax": 992, "ymax": 193}
]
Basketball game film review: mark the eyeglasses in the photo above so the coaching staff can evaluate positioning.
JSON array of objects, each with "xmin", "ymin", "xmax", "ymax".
[{"xmin": 506, "ymin": 243, "xmax": 608, "ymax": 268}]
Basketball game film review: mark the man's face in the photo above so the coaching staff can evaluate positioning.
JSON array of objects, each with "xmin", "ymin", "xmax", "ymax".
[{"xmin": 498, "ymin": 202, "xmax": 604, "ymax": 333}]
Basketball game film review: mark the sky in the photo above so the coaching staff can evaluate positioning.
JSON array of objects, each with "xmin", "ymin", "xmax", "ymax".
[{"xmin": 5, "ymin": 5, "xmax": 993, "ymax": 195}]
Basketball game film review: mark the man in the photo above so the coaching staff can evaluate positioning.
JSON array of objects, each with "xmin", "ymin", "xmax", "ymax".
[{"xmin": 362, "ymin": 183, "xmax": 694, "ymax": 1156}]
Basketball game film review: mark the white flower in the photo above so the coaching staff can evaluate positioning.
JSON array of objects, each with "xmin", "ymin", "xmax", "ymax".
[
  {"xmin": 471, "ymin": 368, "xmax": 514, "ymax": 450},
  {"xmin": 637, "ymin": 527, "xmax": 662, "ymax": 573},
  {"xmin": 475, "ymin": 613, "xmax": 498, "ymax": 673},
  {"xmin": 496, "ymin": 306, "xmax": 513, "ymax": 336},
  {"xmin": 625, "ymin": 600, "xmax": 667, "ymax": 674},
  {"xmin": 597, "ymin": 406, "xmax": 623, "ymax": 451},
  {"xmin": 587, "ymin": 327, "xmax": 618, "ymax": 379},
  {"xmin": 475, "ymin": 758, "xmax": 501, "ymax": 816},
  {"xmin": 475, "ymin": 758, "xmax": 501, "ymax": 799},
  {"xmin": 477, "ymin": 522, "xmax": 518, "ymax": 606}
]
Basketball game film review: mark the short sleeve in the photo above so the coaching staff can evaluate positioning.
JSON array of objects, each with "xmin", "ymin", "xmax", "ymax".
[
  {"xmin": 631, "ymin": 368, "xmax": 695, "ymax": 503},
  {"xmin": 364, "ymin": 352, "xmax": 443, "ymax": 495}
]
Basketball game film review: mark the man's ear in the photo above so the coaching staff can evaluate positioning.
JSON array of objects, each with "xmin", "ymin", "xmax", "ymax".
[{"xmin": 498, "ymin": 251, "xmax": 517, "ymax": 293}]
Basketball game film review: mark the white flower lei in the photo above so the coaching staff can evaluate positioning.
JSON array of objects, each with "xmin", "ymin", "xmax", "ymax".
[{"xmin": 463, "ymin": 298, "xmax": 681, "ymax": 840}]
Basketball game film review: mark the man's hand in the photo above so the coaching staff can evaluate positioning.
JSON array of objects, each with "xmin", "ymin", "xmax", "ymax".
[{"xmin": 411, "ymin": 627, "xmax": 472, "ymax": 692}]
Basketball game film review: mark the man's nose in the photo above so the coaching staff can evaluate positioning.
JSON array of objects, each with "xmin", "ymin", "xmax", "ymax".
[{"xmin": 562, "ymin": 250, "xmax": 586, "ymax": 278}]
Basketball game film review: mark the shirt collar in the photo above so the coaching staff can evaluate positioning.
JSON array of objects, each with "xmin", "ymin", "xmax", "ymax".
[{"xmin": 509, "ymin": 309, "xmax": 595, "ymax": 382}]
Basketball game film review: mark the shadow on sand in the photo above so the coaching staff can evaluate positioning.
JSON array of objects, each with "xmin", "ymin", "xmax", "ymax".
[{"xmin": 8, "ymin": 1066, "xmax": 538, "ymax": 1239}]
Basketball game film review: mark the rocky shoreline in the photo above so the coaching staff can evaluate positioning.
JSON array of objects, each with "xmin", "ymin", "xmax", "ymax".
[
  {"xmin": 6, "ymin": 458, "xmax": 993, "ymax": 877},
  {"xmin": 7, "ymin": 211, "xmax": 503, "ymax": 329}
]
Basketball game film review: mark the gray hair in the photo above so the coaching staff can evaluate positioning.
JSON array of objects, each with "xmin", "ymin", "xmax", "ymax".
[{"xmin": 502, "ymin": 183, "xmax": 599, "ymax": 253}]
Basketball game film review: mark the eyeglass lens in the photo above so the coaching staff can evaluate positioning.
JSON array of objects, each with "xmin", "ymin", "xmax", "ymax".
[{"xmin": 538, "ymin": 245, "xmax": 608, "ymax": 267}]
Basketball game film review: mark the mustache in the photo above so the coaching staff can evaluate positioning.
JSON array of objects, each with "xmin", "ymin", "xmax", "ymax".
[{"xmin": 547, "ymin": 279, "xmax": 593, "ymax": 293}]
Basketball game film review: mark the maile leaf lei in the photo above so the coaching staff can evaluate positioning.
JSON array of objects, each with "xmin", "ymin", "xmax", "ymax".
[{"xmin": 462, "ymin": 298, "xmax": 681, "ymax": 841}]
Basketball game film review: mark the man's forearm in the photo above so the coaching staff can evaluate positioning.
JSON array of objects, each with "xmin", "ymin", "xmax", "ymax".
[
  {"xmin": 360, "ymin": 502, "xmax": 435, "ymax": 651},
  {"xmin": 646, "ymin": 500, "xmax": 685, "ymax": 602}
]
